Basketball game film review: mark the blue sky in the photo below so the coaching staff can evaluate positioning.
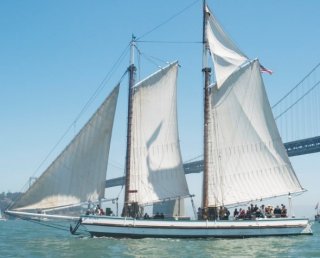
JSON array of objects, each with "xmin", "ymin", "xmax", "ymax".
[{"xmin": 1, "ymin": 0, "xmax": 320, "ymax": 217}]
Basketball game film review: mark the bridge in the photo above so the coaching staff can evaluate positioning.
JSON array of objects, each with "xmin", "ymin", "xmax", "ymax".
[
  {"xmin": 106, "ymin": 62, "xmax": 320, "ymax": 188},
  {"xmin": 106, "ymin": 137, "xmax": 320, "ymax": 188}
]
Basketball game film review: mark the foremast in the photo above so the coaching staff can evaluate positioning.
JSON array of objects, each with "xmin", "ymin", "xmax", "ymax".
[
  {"xmin": 202, "ymin": 0, "xmax": 212, "ymax": 219},
  {"xmin": 123, "ymin": 35, "xmax": 137, "ymax": 217}
]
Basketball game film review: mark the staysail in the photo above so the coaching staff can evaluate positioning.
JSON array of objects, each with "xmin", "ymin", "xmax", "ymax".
[
  {"xmin": 205, "ymin": 6, "xmax": 304, "ymax": 207},
  {"xmin": 10, "ymin": 85, "xmax": 120, "ymax": 211},
  {"xmin": 128, "ymin": 62, "xmax": 190, "ymax": 205}
]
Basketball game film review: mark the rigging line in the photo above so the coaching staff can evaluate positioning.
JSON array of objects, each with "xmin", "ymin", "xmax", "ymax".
[
  {"xmin": 136, "ymin": 0, "xmax": 200, "ymax": 41},
  {"xmin": 140, "ymin": 52, "xmax": 166, "ymax": 69},
  {"xmin": 31, "ymin": 44, "xmax": 130, "ymax": 177},
  {"xmin": 73, "ymin": 43, "xmax": 130, "ymax": 123},
  {"xmin": 272, "ymin": 62, "xmax": 320, "ymax": 109},
  {"xmin": 274, "ymin": 80, "xmax": 320, "ymax": 120},
  {"xmin": 15, "ymin": 215, "xmax": 70, "ymax": 232},
  {"xmin": 137, "ymin": 40, "xmax": 202, "ymax": 44},
  {"xmin": 134, "ymin": 44, "xmax": 166, "ymax": 69}
]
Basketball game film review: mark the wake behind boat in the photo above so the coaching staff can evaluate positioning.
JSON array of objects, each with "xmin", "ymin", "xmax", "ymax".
[{"xmin": 6, "ymin": 1, "xmax": 312, "ymax": 238}]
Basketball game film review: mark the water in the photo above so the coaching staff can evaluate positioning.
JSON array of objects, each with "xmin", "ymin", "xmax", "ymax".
[{"xmin": 0, "ymin": 220, "xmax": 319, "ymax": 258}]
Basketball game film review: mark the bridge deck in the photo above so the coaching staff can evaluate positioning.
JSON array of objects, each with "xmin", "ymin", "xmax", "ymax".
[{"xmin": 105, "ymin": 137, "xmax": 320, "ymax": 188}]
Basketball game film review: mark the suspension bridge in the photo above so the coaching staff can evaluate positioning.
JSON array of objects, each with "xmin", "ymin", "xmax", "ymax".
[{"xmin": 106, "ymin": 62, "xmax": 320, "ymax": 188}]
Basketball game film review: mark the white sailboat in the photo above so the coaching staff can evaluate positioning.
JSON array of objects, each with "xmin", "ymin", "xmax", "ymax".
[
  {"xmin": 0, "ymin": 209, "xmax": 6, "ymax": 221},
  {"xmin": 6, "ymin": 2, "xmax": 312, "ymax": 237},
  {"xmin": 315, "ymin": 202, "xmax": 320, "ymax": 222}
]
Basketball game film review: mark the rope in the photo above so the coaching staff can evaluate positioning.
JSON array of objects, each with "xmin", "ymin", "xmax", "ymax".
[
  {"xmin": 14, "ymin": 214, "xmax": 89, "ymax": 235},
  {"xmin": 137, "ymin": 40, "xmax": 202, "ymax": 44},
  {"xmin": 137, "ymin": 0, "xmax": 200, "ymax": 41},
  {"xmin": 29, "ymin": 45, "xmax": 130, "ymax": 178}
]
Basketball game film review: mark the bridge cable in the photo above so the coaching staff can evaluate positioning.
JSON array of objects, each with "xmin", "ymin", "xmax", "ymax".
[
  {"xmin": 272, "ymin": 62, "xmax": 320, "ymax": 109},
  {"xmin": 274, "ymin": 80, "xmax": 320, "ymax": 120}
]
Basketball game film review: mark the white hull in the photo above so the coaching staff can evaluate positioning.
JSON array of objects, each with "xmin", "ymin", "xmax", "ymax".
[{"xmin": 79, "ymin": 215, "xmax": 312, "ymax": 238}]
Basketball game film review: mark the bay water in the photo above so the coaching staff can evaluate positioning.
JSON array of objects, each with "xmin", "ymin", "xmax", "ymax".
[{"xmin": 0, "ymin": 219, "xmax": 319, "ymax": 257}]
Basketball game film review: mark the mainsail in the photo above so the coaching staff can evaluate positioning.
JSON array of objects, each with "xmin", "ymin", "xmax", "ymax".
[
  {"xmin": 11, "ymin": 85, "xmax": 120, "ymax": 211},
  {"xmin": 205, "ymin": 6, "xmax": 304, "ymax": 207},
  {"xmin": 128, "ymin": 62, "xmax": 190, "ymax": 205}
]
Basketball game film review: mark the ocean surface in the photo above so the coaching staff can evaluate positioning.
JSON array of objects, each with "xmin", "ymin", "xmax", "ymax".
[{"xmin": 0, "ymin": 219, "xmax": 319, "ymax": 258}]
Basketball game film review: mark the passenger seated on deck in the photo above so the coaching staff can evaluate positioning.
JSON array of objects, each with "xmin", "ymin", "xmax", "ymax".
[
  {"xmin": 95, "ymin": 205, "xmax": 101, "ymax": 215},
  {"xmin": 250, "ymin": 204, "xmax": 254, "ymax": 213},
  {"xmin": 265, "ymin": 205, "xmax": 273, "ymax": 218},
  {"xmin": 143, "ymin": 213, "xmax": 150, "ymax": 219},
  {"xmin": 233, "ymin": 208, "xmax": 239, "ymax": 219},
  {"xmin": 260, "ymin": 204, "xmax": 265, "ymax": 217},
  {"xmin": 281, "ymin": 204, "xmax": 287, "ymax": 218},
  {"xmin": 245, "ymin": 207, "xmax": 251, "ymax": 219},
  {"xmin": 238, "ymin": 208, "xmax": 245, "ymax": 219},
  {"xmin": 255, "ymin": 208, "xmax": 264, "ymax": 218},
  {"xmin": 223, "ymin": 207, "xmax": 230, "ymax": 220},
  {"xmin": 154, "ymin": 212, "xmax": 161, "ymax": 219},
  {"xmin": 197, "ymin": 207, "xmax": 203, "ymax": 220},
  {"xmin": 274, "ymin": 205, "xmax": 282, "ymax": 218}
]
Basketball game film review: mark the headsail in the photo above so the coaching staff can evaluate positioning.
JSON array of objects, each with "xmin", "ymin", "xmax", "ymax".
[
  {"xmin": 207, "ymin": 60, "xmax": 304, "ymax": 207},
  {"xmin": 205, "ymin": 5, "xmax": 248, "ymax": 88},
  {"xmin": 128, "ymin": 62, "xmax": 190, "ymax": 205},
  {"xmin": 10, "ymin": 85, "xmax": 120, "ymax": 211}
]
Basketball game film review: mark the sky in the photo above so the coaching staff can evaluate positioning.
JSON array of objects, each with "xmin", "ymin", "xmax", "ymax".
[{"xmin": 1, "ymin": 0, "xmax": 320, "ymax": 218}]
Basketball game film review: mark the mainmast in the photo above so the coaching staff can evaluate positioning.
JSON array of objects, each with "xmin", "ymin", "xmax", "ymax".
[
  {"xmin": 202, "ymin": 0, "xmax": 212, "ymax": 217},
  {"xmin": 123, "ymin": 35, "xmax": 136, "ymax": 217}
]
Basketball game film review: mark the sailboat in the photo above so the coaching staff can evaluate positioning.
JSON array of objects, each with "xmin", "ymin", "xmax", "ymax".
[
  {"xmin": 315, "ymin": 203, "xmax": 320, "ymax": 222},
  {"xmin": 6, "ymin": 2, "xmax": 312, "ymax": 237},
  {"xmin": 0, "ymin": 209, "xmax": 6, "ymax": 221}
]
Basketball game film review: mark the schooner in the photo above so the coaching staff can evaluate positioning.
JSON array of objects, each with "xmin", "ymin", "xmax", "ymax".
[{"xmin": 6, "ymin": 1, "xmax": 312, "ymax": 238}]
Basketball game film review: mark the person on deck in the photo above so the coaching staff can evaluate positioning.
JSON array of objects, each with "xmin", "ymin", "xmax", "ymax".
[
  {"xmin": 238, "ymin": 208, "xmax": 245, "ymax": 219},
  {"xmin": 274, "ymin": 205, "xmax": 282, "ymax": 218},
  {"xmin": 281, "ymin": 204, "xmax": 287, "ymax": 217},
  {"xmin": 245, "ymin": 207, "xmax": 251, "ymax": 219},
  {"xmin": 233, "ymin": 208, "xmax": 239, "ymax": 219}
]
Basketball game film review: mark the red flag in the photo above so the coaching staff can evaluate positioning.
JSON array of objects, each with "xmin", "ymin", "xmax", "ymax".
[{"xmin": 260, "ymin": 64, "xmax": 273, "ymax": 75}]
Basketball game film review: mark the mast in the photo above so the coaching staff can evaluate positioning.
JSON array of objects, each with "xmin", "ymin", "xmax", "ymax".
[
  {"xmin": 202, "ymin": 0, "xmax": 211, "ymax": 215},
  {"xmin": 123, "ymin": 35, "xmax": 136, "ymax": 217}
]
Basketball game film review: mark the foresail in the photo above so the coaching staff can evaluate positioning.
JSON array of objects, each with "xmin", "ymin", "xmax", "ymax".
[
  {"xmin": 129, "ymin": 62, "xmax": 190, "ymax": 205},
  {"xmin": 11, "ymin": 85, "xmax": 119, "ymax": 211},
  {"xmin": 207, "ymin": 60, "xmax": 303, "ymax": 207},
  {"xmin": 205, "ymin": 5, "xmax": 248, "ymax": 88}
]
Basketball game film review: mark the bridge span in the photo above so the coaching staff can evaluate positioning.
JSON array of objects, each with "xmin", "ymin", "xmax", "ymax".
[{"xmin": 105, "ymin": 136, "xmax": 320, "ymax": 188}]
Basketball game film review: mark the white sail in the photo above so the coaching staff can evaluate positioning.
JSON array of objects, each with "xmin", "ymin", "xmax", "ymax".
[
  {"xmin": 129, "ymin": 62, "xmax": 190, "ymax": 205},
  {"xmin": 11, "ymin": 85, "xmax": 120, "ymax": 211},
  {"xmin": 205, "ymin": 5, "xmax": 248, "ymax": 88},
  {"xmin": 207, "ymin": 60, "xmax": 304, "ymax": 207}
]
